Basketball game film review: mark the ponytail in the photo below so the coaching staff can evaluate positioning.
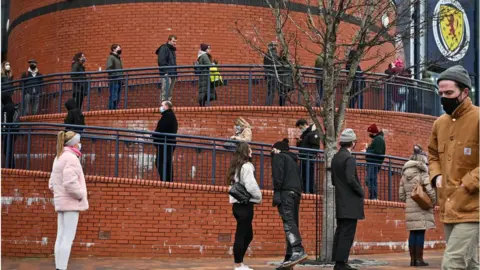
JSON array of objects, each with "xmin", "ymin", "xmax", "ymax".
[
  {"xmin": 57, "ymin": 131, "xmax": 65, "ymax": 157},
  {"xmin": 56, "ymin": 131, "xmax": 77, "ymax": 157}
]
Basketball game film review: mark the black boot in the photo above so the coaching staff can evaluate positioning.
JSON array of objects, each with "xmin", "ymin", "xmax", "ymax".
[
  {"xmin": 281, "ymin": 247, "xmax": 307, "ymax": 268},
  {"xmin": 415, "ymin": 245, "xmax": 429, "ymax": 267},
  {"xmin": 409, "ymin": 245, "xmax": 415, "ymax": 266}
]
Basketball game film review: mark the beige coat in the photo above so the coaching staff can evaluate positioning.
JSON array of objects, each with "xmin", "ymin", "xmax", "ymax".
[
  {"xmin": 428, "ymin": 97, "xmax": 479, "ymax": 223},
  {"xmin": 399, "ymin": 160, "xmax": 436, "ymax": 231}
]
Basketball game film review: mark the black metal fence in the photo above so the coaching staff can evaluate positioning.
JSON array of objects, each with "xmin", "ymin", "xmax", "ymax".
[
  {"xmin": 2, "ymin": 123, "xmax": 407, "ymax": 202},
  {"xmin": 1, "ymin": 65, "xmax": 441, "ymax": 116}
]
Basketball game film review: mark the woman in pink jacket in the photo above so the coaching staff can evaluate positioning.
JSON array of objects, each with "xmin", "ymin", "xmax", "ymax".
[{"xmin": 49, "ymin": 131, "xmax": 88, "ymax": 270}]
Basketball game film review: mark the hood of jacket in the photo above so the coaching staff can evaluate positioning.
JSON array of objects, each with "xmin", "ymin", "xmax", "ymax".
[
  {"xmin": 156, "ymin": 43, "xmax": 176, "ymax": 55},
  {"xmin": 402, "ymin": 160, "xmax": 428, "ymax": 181},
  {"xmin": 197, "ymin": 50, "xmax": 208, "ymax": 59},
  {"xmin": 65, "ymin": 99, "xmax": 78, "ymax": 111},
  {"xmin": 1, "ymin": 93, "xmax": 13, "ymax": 105}
]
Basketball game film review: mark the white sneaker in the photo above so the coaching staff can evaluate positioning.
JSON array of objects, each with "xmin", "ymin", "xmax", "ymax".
[
  {"xmin": 233, "ymin": 264, "xmax": 253, "ymax": 270},
  {"xmin": 241, "ymin": 263, "xmax": 254, "ymax": 270}
]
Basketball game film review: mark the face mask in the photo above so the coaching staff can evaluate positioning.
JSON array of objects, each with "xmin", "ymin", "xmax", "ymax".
[
  {"xmin": 81, "ymin": 57, "xmax": 86, "ymax": 63},
  {"xmin": 441, "ymin": 95, "xmax": 462, "ymax": 115},
  {"xmin": 160, "ymin": 107, "xmax": 166, "ymax": 113},
  {"xmin": 29, "ymin": 64, "xmax": 36, "ymax": 69},
  {"xmin": 77, "ymin": 143, "xmax": 82, "ymax": 151},
  {"xmin": 301, "ymin": 127, "xmax": 307, "ymax": 133},
  {"xmin": 369, "ymin": 134, "xmax": 375, "ymax": 138},
  {"xmin": 116, "ymin": 50, "xmax": 122, "ymax": 55},
  {"xmin": 4, "ymin": 65, "xmax": 10, "ymax": 71},
  {"xmin": 235, "ymin": 126, "xmax": 242, "ymax": 133}
]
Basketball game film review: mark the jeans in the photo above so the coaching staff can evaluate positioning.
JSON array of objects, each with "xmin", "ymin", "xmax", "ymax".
[
  {"xmin": 108, "ymin": 80, "xmax": 122, "ymax": 110},
  {"xmin": 277, "ymin": 191, "xmax": 303, "ymax": 256},
  {"xmin": 408, "ymin": 230, "xmax": 425, "ymax": 248},
  {"xmin": 24, "ymin": 93, "xmax": 40, "ymax": 115},
  {"xmin": 161, "ymin": 75, "xmax": 176, "ymax": 101},
  {"xmin": 366, "ymin": 164, "xmax": 380, "ymax": 199},
  {"xmin": 233, "ymin": 203, "xmax": 254, "ymax": 263}
]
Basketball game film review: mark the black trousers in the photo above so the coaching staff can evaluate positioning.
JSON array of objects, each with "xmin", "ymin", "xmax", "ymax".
[
  {"xmin": 332, "ymin": 218, "xmax": 358, "ymax": 262},
  {"xmin": 2, "ymin": 134, "xmax": 16, "ymax": 169},
  {"xmin": 233, "ymin": 203, "xmax": 254, "ymax": 263},
  {"xmin": 277, "ymin": 191, "xmax": 303, "ymax": 258},
  {"xmin": 155, "ymin": 145, "xmax": 175, "ymax": 182}
]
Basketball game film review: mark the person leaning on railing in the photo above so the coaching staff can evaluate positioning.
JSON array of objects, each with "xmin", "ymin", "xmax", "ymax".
[{"xmin": 49, "ymin": 131, "xmax": 88, "ymax": 270}]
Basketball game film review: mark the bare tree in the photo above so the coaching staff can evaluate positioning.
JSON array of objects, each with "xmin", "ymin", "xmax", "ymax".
[{"xmin": 235, "ymin": 0, "xmax": 437, "ymax": 262}]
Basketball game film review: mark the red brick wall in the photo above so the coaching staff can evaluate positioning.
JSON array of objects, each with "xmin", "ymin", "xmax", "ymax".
[
  {"xmin": 1, "ymin": 169, "xmax": 445, "ymax": 258},
  {"xmin": 7, "ymin": 2, "xmax": 395, "ymax": 77},
  {"xmin": 23, "ymin": 107, "xmax": 436, "ymax": 158}
]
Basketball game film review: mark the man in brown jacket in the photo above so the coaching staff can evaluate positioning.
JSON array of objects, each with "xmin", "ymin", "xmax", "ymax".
[{"xmin": 428, "ymin": 65, "xmax": 479, "ymax": 270}]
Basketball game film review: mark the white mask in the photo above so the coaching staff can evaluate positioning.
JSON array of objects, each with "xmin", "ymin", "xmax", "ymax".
[
  {"xmin": 77, "ymin": 143, "xmax": 82, "ymax": 151},
  {"xmin": 160, "ymin": 107, "xmax": 166, "ymax": 113},
  {"xmin": 4, "ymin": 65, "xmax": 10, "ymax": 71}
]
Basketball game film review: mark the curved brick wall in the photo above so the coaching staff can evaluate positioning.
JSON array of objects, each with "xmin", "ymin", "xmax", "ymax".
[
  {"xmin": 7, "ymin": 1, "xmax": 395, "ymax": 76},
  {"xmin": 22, "ymin": 107, "xmax": 436, "ymax": 158},
  {"xmin": 1, "ymin": 169, "xmax": 445, "ymax": 258}
]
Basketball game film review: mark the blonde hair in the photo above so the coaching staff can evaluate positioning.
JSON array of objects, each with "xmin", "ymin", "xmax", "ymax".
[
  {"xmin": 235, "ymin": 117, "xmax": 251, "ymax": 128},
  {"xmin": 1, "ymin": 61, "xmax": 12, "ymax": 78},
  {"xmin": 56, "ymin": 131, "xmax": 77, "ymax": 157}
]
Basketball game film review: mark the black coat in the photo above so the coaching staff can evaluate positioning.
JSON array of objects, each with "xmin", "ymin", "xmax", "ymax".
[
  {"xmin": 71, "ymin": 62, "xmax": 88, "ymax": 96},
  {"xmin": 152, "ymin": 109, "xmax": 178, "ymax": 145},
  {"xmin": 1, "ymin": 74, "xmax": 14, "ymax": 92},
  {"xmin": 156, "ymin": 43, "xmax": 177, "ymax": 76},
  {"xmin": 297, "ymin": 125, "xmax": 320, "ymax": 150},
  {"xmin": 64, "ymin": 99, "xmax": 85, "ymax": 132},
  {"xmin": 1, "ymin": 93, "xmax": 19, "ymax": 133},
  {"xmin": 271, "ymin": 151, "xmax": 303, "ymax": 194},
  {"xmin": 21, "ymin": 70, "xmax": 43, "ymax": 94},
  {"xmin": 331, "ymin": 147, "xmax": 365, "ymax": 220}
]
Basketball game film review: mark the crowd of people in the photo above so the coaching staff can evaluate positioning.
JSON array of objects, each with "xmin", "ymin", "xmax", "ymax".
[{"xmin": 1, "ymin": 40, "xmax": 477, "ymax": 270}]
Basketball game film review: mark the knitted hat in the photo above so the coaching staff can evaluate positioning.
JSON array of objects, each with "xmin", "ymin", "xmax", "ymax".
[
  {"xmin": 339, "ymin": 129, "xmax": 357, "ymax": 143},
  {"xmin": 273, "ymin": 138, "xmax": 289, "ymax": 151},
  {"xmin": 200, "ymin": 43, "xmax": 210, "ymax": 52},
  {"xmin": 367, "ymin": 124, "xmax": 379, "ymax": 134},
  {"xmin": 437, "ymin": 65, "xmax": 472, "ymax": 90}
]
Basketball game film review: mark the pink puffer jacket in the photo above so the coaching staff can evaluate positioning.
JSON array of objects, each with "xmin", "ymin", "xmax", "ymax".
[{"xmin": 48, "ymin": 147, "xmax": 89, "ymax": 212}]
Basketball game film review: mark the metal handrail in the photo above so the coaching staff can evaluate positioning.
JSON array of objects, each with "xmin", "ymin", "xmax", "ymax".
[
  {"xmin": 1, "ymin": 65, "xmax": 441, "ymax": 117},
  {"xmin": 1, "ymin": 123, "xmax": 407, "ymax": 201}
]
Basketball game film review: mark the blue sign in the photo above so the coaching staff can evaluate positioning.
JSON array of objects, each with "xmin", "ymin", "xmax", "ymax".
[{"xmin": 426, "ymin": 0, "xmax": 476, "ymax": 75}]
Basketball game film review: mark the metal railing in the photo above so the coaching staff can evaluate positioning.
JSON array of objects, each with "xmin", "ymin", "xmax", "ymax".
[
  {"xmin": 1, "ymin": 123, "xmax": 408, "ymax": 202},
  {"xmin": 1, "ymin": 65, "xmax": 441, "ymax": 116}
]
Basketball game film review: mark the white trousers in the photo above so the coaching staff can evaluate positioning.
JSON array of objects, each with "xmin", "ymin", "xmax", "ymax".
[{"xmin": 55, "ymin": 211, "xmax": 80, "ymax": 270}]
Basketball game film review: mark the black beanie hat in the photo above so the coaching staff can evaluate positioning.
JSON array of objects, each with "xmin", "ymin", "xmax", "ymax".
[{"xmin": 273, "ymin": 138, "xmax": 290, "ymax": 152}]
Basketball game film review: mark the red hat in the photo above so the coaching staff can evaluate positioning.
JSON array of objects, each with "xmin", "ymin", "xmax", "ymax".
[{"xmin": 367, "ymin": 124, "xmax": 379, "ymax": 134}]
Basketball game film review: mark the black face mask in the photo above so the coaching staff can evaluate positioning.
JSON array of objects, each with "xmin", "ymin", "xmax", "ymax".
[
  {"xmin": 116, "ymin": 50, "xmax": 122, "ymax": 55},
  {"xmin": 29, "ymin": 64, "xmax": 36, "ymax": 69},
  {"xmin": 441, "ymin": 96, "xmax": 462, "ymax": 115},
  {"xmin": 369, "ymin": 134, "xmax": 375, "ymax": 138}
]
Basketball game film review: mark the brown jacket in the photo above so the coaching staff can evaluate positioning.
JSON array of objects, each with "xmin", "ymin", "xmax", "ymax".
[
  {"xmin": 428, "ymin": 97, "xmax": 479, "ymax": 223},
  {"xmin": 399, "ymin": 160, "xmax": 436, "ymax": 231}
]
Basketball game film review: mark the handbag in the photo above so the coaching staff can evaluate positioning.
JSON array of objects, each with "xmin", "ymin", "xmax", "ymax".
[
  {"xmin": 411, "ymin": 182, "xmax": 432, "ymax": 210},
  {"xmin": 228, "ymin": 170, "xmax": 251, "ymax": 204}
]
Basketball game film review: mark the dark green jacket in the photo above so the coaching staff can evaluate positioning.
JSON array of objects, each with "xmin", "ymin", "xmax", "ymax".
[
  {"xmin": 366, "ymin": 132, "xmax": 386, "ymax": 164},
  {"xmin": 106, "ymin": 53, "xmax": 123, "ymax": 78}
]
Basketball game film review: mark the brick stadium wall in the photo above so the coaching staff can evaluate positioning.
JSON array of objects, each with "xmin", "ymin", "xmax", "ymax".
[
  {"xmin": 22, "ymin": 107, "xmax": 436, "ymax": 159},
  {"xmin": 7, "ymin": 2, "xmax": 395, "ymax": 76},
  {"xmin": 1, "ymin": 169, "xmax": 445, "ymax": 258}
]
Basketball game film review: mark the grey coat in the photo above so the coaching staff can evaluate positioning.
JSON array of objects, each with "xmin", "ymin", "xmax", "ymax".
[{"xmin": 399, "ymin": 160, "xmax": 436, "ymax": 231}]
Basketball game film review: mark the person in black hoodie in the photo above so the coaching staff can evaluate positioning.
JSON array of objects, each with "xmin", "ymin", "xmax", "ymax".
[
  {"xmin": 21, "ymin": 59, "xmax": 43, "ymax": 115},
  {"xmin": 271, "ymin": 139, "xmax": 308, "ymax": 269},
  {"xmin": 152, "ymin": 101, "xmax": 178, "ymax": 182},
  {"xmin": 295, "ymin": 119, "xmax": 321, "ymax": 193},
  {"xmin": 71, "ymin": 52, "xmax": 88, "ymax": 109},
  {"xmin": 331, "ymin": 128, "xmax": 365, "ymax": 270},
  {"xmin": 64, "ymin": 99, "xmax": 86, "ymax": 132},
  {"xmin": 1, "ymin": 92, "xmax": 19, "ymax": 168},
  {"xmin": 156, "ymin": 35, "xmax": 178, "ymax": 101}
]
